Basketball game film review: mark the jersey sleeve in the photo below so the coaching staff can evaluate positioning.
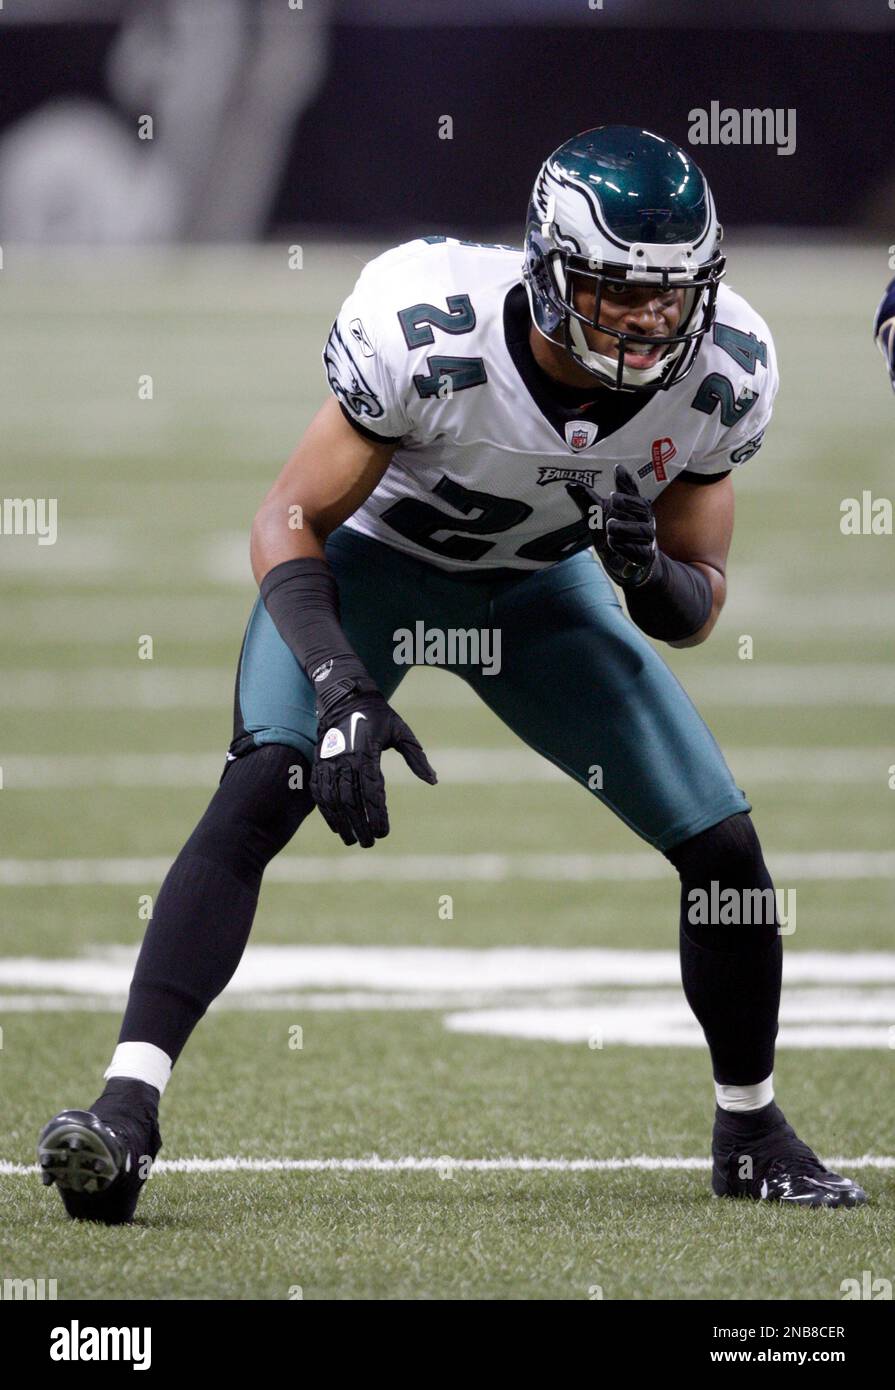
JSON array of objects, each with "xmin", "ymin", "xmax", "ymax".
[
  {"xmin": 685, "ymin": 319, "xmax": 779, "ymax": 476},
  {"xmin": 322, "ymin": 272, "xmax": 412, "ymax": 444}
]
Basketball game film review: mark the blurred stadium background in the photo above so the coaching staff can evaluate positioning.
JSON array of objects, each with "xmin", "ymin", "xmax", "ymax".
[{"xmin": 1, "ymin": 0, "xmax": 893, "ymax": 1300}]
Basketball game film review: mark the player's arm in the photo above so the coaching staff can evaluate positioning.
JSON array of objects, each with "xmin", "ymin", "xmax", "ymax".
[
  {"xmin": 251, "ymin": 396, "xmax": 395, "ymax": 572},
  {"xmin": 651, "ymin": 472, "xmax": 732, "ymax": 648},
  {"xmin": 567, "ymin": 464, "xmax": 731, "ymax": 647},
  {"xmin": 250, "ymin": 398, "xmax": 437, "ymax": 849}
]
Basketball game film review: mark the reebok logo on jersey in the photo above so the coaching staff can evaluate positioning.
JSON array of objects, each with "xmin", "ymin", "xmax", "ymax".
[
  {"xmin": 349, "ymin": 318, "xmax": 375, "ymax": 357},
  {"xmin": 564, "ymin": 420, "xmax": 599, "ymax": 451},
  {"xmin": 323, "ymin": 322, "xmax": 384, "ymax": 419},
  {"xmin": 537, "ymin": 466, "xmax": 602, "ymax": 487}
]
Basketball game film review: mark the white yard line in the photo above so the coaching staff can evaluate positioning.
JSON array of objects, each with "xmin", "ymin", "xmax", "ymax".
[
  {"xmin": 0, "ymin": 670, "xmax": 229, "ymax": 710},
  {"xmin": 1, "ymin": 747, "xmax": 892, "ymax": 788},
  {"xmin": 2, "ymin": 665, "xmax": 895, "ymax": 708},
  {"xmin": 3, "ymin": 591, "xmax": 891, "ymax": 644},
  {"xmin": 4, "ymin": 946, "xmax": 895, "ymax": 993},
  {"xmin": 1, "ymin": 1154, "xmax": 893, "ymax": 1178},
  {"xmin": 3, "ymin": 951, "xmax": 895, "ymax": 1050},
  {"xmin": 1, "ymin": 850, "xmax": 894, "ymax": 886}
]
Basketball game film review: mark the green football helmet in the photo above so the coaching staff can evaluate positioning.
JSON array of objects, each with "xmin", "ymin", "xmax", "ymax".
[{"xmin": 523, "ymin": 125, "xmax": 725, "ymax": 391}]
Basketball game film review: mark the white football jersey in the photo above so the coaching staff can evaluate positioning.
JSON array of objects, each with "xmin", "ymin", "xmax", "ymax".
[{"xmin": 323, "ymin": 237, "xmax": 778, "ymax": 573}]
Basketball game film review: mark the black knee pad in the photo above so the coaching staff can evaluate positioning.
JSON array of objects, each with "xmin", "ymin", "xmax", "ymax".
[
  {"xmin": 184, "ymin": 743, "xmax": 314, "ymax": 886},
  {"xmin": 664, "ymin": 811, "xmax": 767, "ymax": 888}
]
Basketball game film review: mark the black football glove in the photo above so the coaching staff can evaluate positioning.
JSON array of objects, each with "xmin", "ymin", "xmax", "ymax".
[
  {"xmin": 309, "ymin": 678, "xmax": 437, "ymax": 848},
  {"xmin": 566, "ymin": 463, "xmax": 658, "ymax": 587}
]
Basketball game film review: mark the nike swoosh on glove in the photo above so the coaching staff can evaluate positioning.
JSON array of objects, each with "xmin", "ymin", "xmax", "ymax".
[
  {"xmin": 310, "ymin": 684, "xmax": 437, "ymax": 848},
  {"xmin": 566, "ymin": 462, "xmax": 658, "ymax": 587}
]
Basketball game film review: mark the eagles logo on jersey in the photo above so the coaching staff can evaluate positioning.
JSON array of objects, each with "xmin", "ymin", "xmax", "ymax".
[
  {"xmin": 323, "ymin": 320, "xmax": 386, "ymax": 422},
  {"xmin": 322, "ymin": 127, "xmax": 778, "ymax": 574}
]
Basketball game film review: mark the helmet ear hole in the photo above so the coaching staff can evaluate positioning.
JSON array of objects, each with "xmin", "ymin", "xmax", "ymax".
[{"xmin": 523, "ymin": 232, "xmax": 567, "ymax": 338}]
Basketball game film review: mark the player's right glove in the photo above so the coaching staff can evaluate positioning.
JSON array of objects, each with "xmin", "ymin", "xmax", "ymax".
[
  {"xmin": 310, "ymin": 677, "xmax": 437, "ymax": 848},
  {"xmin": 566, "ymin": 463, "xmax": 658, "ymax": 587},
  {"xmin": 873, "ymin": 276, "xmax": 895, "ymax": 394}
]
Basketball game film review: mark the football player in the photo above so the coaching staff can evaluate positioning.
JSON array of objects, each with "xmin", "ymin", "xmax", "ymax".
[
  {"xmin": 874, "ymin": 275, "xmax": 895, "ymax": 392},
  {"xmin": 39, "ymin": 126, "xmax": 866, "ymax": 1218}
]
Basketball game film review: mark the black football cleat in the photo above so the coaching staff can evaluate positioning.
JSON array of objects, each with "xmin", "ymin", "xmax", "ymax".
[
  {"xmin": 712, "ymin": 1103, "xmax": 866, "ymax": 1208},
  {"xmin": 38, "ymin": 1079, "xmax": 161, "ymax": 1225}
]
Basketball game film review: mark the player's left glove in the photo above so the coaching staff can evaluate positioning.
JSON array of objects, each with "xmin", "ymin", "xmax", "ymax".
[
  {"xmin": 566, "ymin": 463, "xmax": 657, "ymax": 586},
  {"xmin": 873, "ymin": 276, "xmax": 895, "ymax": 394},
  {"xmin": 310, "ymin": 678, "xmax": 437, "ymax": 849}
]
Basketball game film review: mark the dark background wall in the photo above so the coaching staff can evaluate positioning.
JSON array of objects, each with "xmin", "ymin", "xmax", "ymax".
[
  {"xmin": 0, "ymin": 18, "xmax": 891, "ymax": 236},
  {"xmin": 275, "ymin": 25, "xmax": 893, "ymax": 233}
]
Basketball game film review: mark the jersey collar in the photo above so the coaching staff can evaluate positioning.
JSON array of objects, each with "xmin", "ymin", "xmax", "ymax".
[{"xmin": 502, "ymin": 283, "xmax": 657, "ymax": 446}]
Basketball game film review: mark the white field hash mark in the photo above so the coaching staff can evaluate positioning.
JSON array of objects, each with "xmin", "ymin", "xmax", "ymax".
[{"xmin": 2, "ymin": 1156, "xmax": 894, "ymax": 1178}]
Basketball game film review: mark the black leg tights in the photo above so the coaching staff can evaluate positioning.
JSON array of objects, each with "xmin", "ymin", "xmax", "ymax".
[
  {"xmin": 119, "ymin": 744, "xmax": 314, "ymax": 1063},
  {"xmin": 664, "ymin": 812, "xmax": 782, "ymax": 1086}
]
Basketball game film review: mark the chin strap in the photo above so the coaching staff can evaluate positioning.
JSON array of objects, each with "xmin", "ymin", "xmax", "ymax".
[{"xmin": 568, "ymin": 316, "xmax": 673, "ymax": 387}]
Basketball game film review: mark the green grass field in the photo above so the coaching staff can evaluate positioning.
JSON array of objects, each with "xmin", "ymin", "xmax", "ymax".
[{"xmin": 1, "ymin": 239, "xmax": 893, "ymax": 1300}]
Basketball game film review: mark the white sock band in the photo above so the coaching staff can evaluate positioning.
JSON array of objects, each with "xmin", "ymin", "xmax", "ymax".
[
  {"xmin": 715, "ymin": 1074, "xmax": 774, "ymax": 1113},
  {"xmin": 104, "ymin": 1042, "xmax": 172, "ymax": 1097}
]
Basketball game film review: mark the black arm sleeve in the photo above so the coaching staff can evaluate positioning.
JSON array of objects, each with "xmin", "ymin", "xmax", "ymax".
[
  {"xmin": 259, "ymin": 558, "xmax": 378, "ymax": 715},
  {"xmin": 623, "ymin": 550, "xmax": 714, "ymax": 643}
]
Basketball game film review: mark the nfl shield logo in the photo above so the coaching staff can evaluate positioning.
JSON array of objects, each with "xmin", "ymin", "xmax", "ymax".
[{"xmin": 565, "ymin": 420, "xmax": 598, "ymax": 451}]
